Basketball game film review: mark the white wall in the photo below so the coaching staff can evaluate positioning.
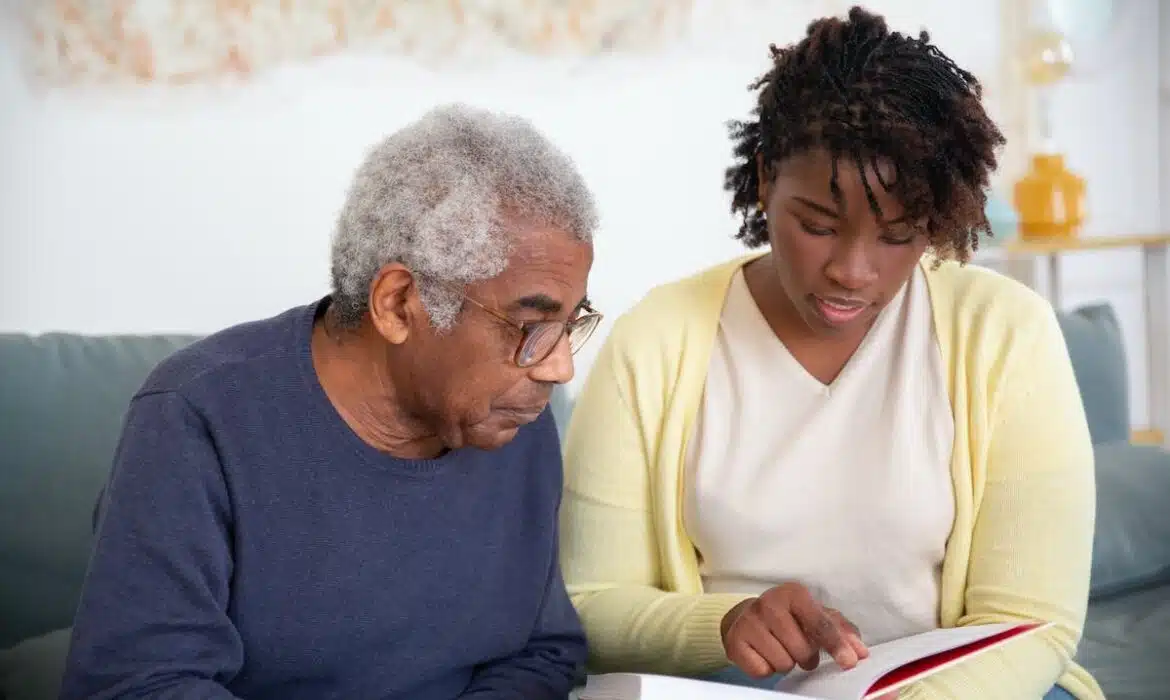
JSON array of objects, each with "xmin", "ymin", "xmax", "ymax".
[
  {"xmin": 0, "ymin": 1, "xmax": 1162, "ymax": 419},
  {"xmin": 1161, "ymin": 3, "xmax": 1170, "ymax": 229}
]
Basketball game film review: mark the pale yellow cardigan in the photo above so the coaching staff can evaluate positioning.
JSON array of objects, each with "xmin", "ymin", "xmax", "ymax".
[{"xmin": 560, "ymin": 254, "xmax": 1104, "ymax": 700}]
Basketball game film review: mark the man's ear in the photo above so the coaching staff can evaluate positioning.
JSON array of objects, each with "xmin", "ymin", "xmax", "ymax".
[{"xmin": 368, "ymin": 263, "xmax": 421, "ymax": 345}]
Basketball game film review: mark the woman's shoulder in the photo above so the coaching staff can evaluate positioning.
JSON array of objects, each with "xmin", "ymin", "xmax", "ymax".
[
  {"xmin": 922, "ymin": 257, "xmax": 1057, "ymax": 334},
  {"xmin": 608, "ymin": 255, "xmax": 758, "ymax": 344},
  {"xmin": 922, "ymin": 258, "xmax": 1075, "ymax": 409}
]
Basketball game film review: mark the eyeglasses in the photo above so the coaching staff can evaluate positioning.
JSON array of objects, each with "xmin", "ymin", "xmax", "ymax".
[{"xmin": 436, "ymin": 280, "xmax": 603, "ymax": 368}]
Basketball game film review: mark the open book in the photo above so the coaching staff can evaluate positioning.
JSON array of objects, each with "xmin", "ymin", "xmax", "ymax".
[{"xmin": 579, "ymin": 621, "xmax": 1049, "ymax": 700}]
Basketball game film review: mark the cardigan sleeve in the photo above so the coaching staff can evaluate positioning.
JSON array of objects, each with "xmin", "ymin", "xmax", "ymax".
[
  {"xmin": 901, "ymin": 303, "xmax": 1101, "ymax": 700},
  {"xmin": 559, "ymin": 315, "xmax": 750, "ymax": 675}
]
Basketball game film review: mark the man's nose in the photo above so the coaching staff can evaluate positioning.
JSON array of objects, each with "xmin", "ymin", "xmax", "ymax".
[{"xmin": 527, "ymin": 333, "xmax": 575, "ymax": 385}]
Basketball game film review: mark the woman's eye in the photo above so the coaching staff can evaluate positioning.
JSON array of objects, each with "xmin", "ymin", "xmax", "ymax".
[
  {"xmin": 800, "ymin": 221, "xmax": 834, "ymax": 236},
  {"xmin": 882, "ymin": 229, "xmax": 919, "ymax": 246}
]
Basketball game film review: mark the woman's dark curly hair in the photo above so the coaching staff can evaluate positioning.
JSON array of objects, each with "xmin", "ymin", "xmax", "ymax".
[{"xmin": 724, "ymin": 6, "xmax": 1006, "ymax": 261}]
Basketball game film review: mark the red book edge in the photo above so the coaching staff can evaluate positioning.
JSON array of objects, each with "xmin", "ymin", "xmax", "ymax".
[{"xmin": 864, "ymin": 622, "xmax": 1047, "ymax": 698}]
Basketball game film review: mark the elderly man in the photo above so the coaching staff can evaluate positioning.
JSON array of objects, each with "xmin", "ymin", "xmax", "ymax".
[{"xmin": 60, "ymin": 104, "xmax": 600, "ymax": 700}]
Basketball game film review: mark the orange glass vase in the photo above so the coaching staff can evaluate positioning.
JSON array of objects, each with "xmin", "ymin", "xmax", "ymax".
[{"xmin": 1012, "ymin": 154, "xmax": 1086, "ymax": 240}]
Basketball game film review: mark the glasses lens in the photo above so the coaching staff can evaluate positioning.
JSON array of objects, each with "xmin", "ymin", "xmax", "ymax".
[
  {"xmin": 516, "ymin": 322, "xmax": 564, "ymax": 368},
  {"xmin": 567, "ymin": 314, "xmax": 601, "ymax": 354},
  {"xmin": 515, "ymin": 314, "xmax": 603, "ymax": 367}
]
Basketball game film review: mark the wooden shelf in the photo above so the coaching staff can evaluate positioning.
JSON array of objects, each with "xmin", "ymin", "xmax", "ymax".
[
  {"xmin": 1002, "ymin": 232, "xmax": 1170, "ymax": 255},
  {"xmin": 976, "ymin": 232, "xmax": 1170, "ymax": 260},
  {"xmin": 1132, "ymin": 429, "xmax": 1165, "ymax": 446}
]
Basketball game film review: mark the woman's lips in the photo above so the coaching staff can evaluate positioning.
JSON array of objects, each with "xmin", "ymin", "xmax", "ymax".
[{"xmin": 812, "ymin": 295, "xmax": 868, "ymax": 325}]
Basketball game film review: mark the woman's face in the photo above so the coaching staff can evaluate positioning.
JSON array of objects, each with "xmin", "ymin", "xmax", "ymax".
[{"xmin": 757, "ymin": 148, "xmax": 929, "ymax": 337}]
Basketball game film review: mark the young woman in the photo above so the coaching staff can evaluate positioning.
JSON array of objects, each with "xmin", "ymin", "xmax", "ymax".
[{"xmin": 559, "ymin": 8, "xmax": 1103, "ymax": 700}]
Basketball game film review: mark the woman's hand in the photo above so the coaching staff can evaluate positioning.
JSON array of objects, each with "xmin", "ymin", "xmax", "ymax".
[{"xmin": 720, "ymin": 582, "xmax": 870, "ymax": 678}]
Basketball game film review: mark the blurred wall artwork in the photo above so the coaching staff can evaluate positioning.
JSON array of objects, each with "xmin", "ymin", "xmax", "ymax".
[{"xmin": 14, "ymin": 0, "xmax": 694, "ymax": 88}]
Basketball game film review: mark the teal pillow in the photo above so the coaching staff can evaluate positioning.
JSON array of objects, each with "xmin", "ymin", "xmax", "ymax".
[
  {"xmin": 1090, "ymin": 441, "xmax": 1170, "ymax": 600},
  {"xmin": 0, "ymin": 627, "xmax": 71, "ymax": 700},
  {"xmin": 0, "ymin": 333, "xmax": 198, "ymax": 647},
  {"xmin": 1056, "ymin": 303, "xmax": 1130, "ymax": 445},
  {"xmin": 549, "ymin": 386, "xmax": 575, "ymax": 439}
]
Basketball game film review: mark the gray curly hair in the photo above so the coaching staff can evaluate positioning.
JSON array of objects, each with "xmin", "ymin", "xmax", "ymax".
[{"xmin": 330, "ymin": 103, "xmax": 599, "ymax": 330}]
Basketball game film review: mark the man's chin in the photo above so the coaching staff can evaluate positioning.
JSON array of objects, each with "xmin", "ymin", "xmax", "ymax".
[
  {"xmin": 463, "ymin": 410, "xmax": 542, "ymax": 450},
  {"xmin": 466, "ymin": 426, "xmax": 521, "ymax": 451}
]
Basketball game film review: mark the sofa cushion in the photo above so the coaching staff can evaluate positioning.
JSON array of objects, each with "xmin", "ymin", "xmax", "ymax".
[
  {"xmin": 1090, "ymin": 441, "xmax": 1170, "ymax": 600},
  {"xmin": 1056, "ymin": 303, "xmax": 1130, "ymax": 445},
  {"xmin": 1078, "ymin": 584, "xmax": 1170, "ymax": 700},
  {"xmin": 0, "ymin": 628, "xmax": 71, "ymax": 700},
  {"xmin": 0, "ymin": 333, "xmax": 197, "ymax": 648}
]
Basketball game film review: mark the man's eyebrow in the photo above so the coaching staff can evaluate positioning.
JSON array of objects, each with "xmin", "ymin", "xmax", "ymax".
[{"xmin": 507, "ymin": 294, "xmax": 562, "ymax": 314}]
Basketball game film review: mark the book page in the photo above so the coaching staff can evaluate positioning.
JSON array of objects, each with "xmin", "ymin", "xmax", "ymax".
[
  {"xmin": 580, "ymin": 673, "xmax": 818, "ymax": 700},
  {"xmin": 774, "ymin": 622, "xmax": 1048, "ymax": 700}
]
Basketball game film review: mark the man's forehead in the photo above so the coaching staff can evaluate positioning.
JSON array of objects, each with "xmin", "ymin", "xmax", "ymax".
[
  {"xmin": 506, "ymin": 224, "xmax": 586, "ymax": 261},
  {"xmin": 471, "ymin": 219, "xmax": 591, "ymax": 308},
  {"xmin": 472, "ymin": 262, "xmax": 588, "ymax": 313}
]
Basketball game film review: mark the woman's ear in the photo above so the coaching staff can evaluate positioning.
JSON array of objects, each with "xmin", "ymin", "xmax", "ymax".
[{"xmin": 756, "ymin": 153, "xmax": 772, "ymax": 208}]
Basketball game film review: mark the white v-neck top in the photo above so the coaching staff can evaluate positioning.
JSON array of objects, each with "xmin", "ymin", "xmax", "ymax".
[{"xmin": 684, "ymin": 267, "xmax": 955, "ymax": 645}]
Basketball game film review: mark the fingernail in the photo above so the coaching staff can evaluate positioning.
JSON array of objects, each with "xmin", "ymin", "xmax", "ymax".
[{"xmin": 836, "ymin": 648, "xmax": 859, "ymax": 668}]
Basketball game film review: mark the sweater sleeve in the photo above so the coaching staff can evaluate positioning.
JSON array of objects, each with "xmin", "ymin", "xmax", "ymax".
[
  {"xmin": 901, "ymin": 305, "xmax": 1100, "ymax": 700},
  {"xmin": 60, "ymin": 391, "xmax": 243, "ymax": 700},
  {"xmin": 460, "ymin": 538, "xmax": 587, "ymax": 699},
  {"xmin": 559, "ymin": 318, "xmax": 750, "ymax": 675}
]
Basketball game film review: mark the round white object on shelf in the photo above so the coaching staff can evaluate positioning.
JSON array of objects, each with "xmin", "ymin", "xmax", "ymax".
[
  {"xmin": 1047, "ymin": 0, "xmax": 1116, "ymax": 45},
  {"xmin": 1047, "ymin": 0, "xmax": 1123, "ymax": 74}
]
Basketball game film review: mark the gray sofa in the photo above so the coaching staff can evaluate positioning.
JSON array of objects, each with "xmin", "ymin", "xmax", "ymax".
[{"xmin": 3, "ymin": 304, "xmax": 1170, "ymax": 699}]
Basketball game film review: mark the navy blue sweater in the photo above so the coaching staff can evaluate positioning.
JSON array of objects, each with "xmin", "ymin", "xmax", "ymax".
[{"xmin": 60, "ymin": 300, "xmax": 586, "ymax": 700}]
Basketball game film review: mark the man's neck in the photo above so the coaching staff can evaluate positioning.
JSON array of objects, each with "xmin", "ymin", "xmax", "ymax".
[{"xmin": 310, "ymin": 317, "xmax": 446, "ymax": 460}]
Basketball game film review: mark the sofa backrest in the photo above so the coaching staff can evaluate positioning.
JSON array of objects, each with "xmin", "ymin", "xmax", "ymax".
[
  {"xmin": 0, "ymin": 297, "xmax": 1134, "ymax": 648},
  {"xmin": 0, "ymin": 333, "xmax": 199, "ymax": 647}
]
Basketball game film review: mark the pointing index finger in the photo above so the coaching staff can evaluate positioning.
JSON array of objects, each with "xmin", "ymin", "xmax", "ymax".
[{"xmin": 789, "ymin": 593, "xmax": 858, "ymax": 669}]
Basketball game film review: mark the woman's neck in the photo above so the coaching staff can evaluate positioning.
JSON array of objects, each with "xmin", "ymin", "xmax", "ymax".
[{"xmin": 741, "ymin": 255, "xmax": 873, "ymax": 385}]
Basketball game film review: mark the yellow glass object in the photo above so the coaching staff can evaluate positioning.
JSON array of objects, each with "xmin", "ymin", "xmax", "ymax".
[
  {"xmin": 1013, "ymin": 154, "xmax": 1086, "ymax": 240},
  {"xmin": 1021, "ymin": 30, "xmax": 1075, "ymax": 86}
]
